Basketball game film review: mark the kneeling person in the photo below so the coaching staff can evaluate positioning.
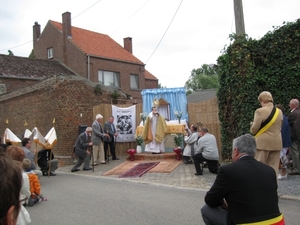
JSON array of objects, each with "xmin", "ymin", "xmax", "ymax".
[{"xmin": 192, "ymin": 127, "xmax": 219, "ymax": 175}]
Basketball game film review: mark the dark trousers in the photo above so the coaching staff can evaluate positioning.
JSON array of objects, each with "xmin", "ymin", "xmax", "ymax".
[
  {"xmin": 192, "ymin": 153, "xmax": 219, "ymax": 174},
  {"xmin": 104, "ymin": 139, "xmax": 117, "ymax": 159},
  {"xmin": 72, "ymin": 154, "xmax": 90, "ymax": 170},
  {"xmin": 201, "ymin": 204, "xmax": 229, "ymax": 225}
]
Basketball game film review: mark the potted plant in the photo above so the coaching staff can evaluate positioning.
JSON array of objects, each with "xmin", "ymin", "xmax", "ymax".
[
  {"xmin": 110, "ymin": 90, "xmax": 120, "ymax": 104},
  {"xmin": 134, "ymin": 135, "xmax": 143, "ymax": 153},
  {"xmin": 171, "ymin": 133, "xmax": 183, "ymax": 160},
  {"xmin": 174, "ymin": 110, "xmax": 183, "ymax": 124},
  {"xmin": 171, "ymin": 133, "xmax": 183, "ymax": 148},
  {"xmin": 140, "ymin": 112, "xmax": 147, "ymax": 125}
]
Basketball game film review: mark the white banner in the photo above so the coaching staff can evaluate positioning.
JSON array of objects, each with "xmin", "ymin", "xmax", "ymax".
[{"xmin": 112, "ymin": 105, "xmax": 136, "ymax": 142}]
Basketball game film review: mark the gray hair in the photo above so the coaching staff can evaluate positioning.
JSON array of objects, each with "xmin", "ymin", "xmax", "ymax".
[
  {"xmin": 232, "ymin": 134, "xmax": 256, "ymax": 156},
  {"xmin": 290, "ymin": 99, "xmax": 299, "ymax": 107},
  {"xmin": 96, "ymin": 114, "xmax": 103, "ymax": 119},
  {"xmin": 86, "ymin": 127, "xmax": 92, "ymax": 132},
  {"xmin": 201, "ymin": 127, "xmax": 209, "ymax": 133}
]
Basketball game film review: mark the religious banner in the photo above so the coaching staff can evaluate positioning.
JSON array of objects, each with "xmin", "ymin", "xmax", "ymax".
[{"xmin": 112, "ymin": 105, "xmax": 136, "ymax": 142}]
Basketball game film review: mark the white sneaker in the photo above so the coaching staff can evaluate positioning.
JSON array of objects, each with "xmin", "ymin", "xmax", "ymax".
[{"xmin": 278, "ymin": 174, "xmax": 287, "ymax": 180}]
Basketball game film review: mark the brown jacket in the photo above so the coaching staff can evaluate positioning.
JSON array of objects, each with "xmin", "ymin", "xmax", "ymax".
[{"xmin": 250, "ymin": 102, "xmax": 283, "ymax": 150}]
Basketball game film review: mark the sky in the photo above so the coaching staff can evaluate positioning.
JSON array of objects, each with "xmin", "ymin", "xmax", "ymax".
[{"xmin": 0, "ymin": 0, "xmax": 299, "ymax": 88}]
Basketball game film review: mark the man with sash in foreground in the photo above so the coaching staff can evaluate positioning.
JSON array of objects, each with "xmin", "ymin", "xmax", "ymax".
[
  {"xmin": 250, "ymin": 91, "xmax": 283, "ymax": 175},
  {"xmin": 201, "ymin": 134, "xmax": 284, "ymax": 225}
]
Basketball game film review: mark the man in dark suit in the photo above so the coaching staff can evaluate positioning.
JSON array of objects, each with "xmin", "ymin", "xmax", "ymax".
[
  {"xmin": 201, "ymin": 134, "xmax": 284, "ymax": 225},
  {"xmin": 287, "ymin": 98, "xmax": 300, "ymax": 175},
  {"xmin": 71, "ymin": 127, "xmax": 93, "ymax": 172},
  {"xmin": 103, "ymin": 116, "xmax": 119, "ymax": 160}
]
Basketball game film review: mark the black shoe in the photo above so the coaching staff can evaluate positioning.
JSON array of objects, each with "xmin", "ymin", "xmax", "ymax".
[
  {"xmin": 50, "ymin": 172, "xmax": 56, "ymax": 176},
  {"xmin": 194, "ymin": 172, "xmax": 203, "ymax": 176},
  {"xmin": 112, "ymin": 157, "xmax": 120, "ymax": 160},
  {"xmin": 184, "ymin": 160, "xmax": 193, "ymax": 165},
  {"xmin": 71, "ymin": 168, "xmax": 80, "ymax": 172},
  {"xmin": 83, "ymin": 168, "xmax": 92, "ymax": 171},
  {"xmin": 42, "ymin": 171, "xmax": 48, "ymax": 176},
  {"xmin": 288, "ymin": 172, "xmax": 300, "ymax": 175}
]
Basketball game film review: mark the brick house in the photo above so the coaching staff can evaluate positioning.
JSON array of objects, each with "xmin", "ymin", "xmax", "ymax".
[{"xmin": 33, "ymin": 11, "xmax": 158, "ymax": 100}]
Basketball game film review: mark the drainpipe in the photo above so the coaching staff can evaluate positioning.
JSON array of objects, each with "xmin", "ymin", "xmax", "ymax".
[{"xmin": 87, "ymin": 55, "xmax": 90, "ymax": 80}]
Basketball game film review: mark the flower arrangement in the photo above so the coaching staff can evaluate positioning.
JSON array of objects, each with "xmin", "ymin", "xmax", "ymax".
[
  {"xmin": 135, "ymin": 134, "xmax": 144, "ymax": 145},
  {"xmin": 171, "ymin": 133, "xmax": 183, "ymax": 148},
  {"xmin": 174, "ymin": 110, "xmax": 183, "ymax": 124},
  {"xmin": 140, "ymin": 112, "xmax": 147, "ymax": 125}
]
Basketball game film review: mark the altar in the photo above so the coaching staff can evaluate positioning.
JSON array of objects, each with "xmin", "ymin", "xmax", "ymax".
[{"xmin": 136, "ymin": 120, "xmax": 188, "ymax": 152}]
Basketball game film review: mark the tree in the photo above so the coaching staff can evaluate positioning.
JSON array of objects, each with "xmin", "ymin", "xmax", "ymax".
[
  {"xmin": 8, "ymin": 50, "xmax": 14, "ymax": 56},
  {"xmin": 158, "ymin": 82, "xmax": 167, "ymax": 88},
  {"xmin": 185, "ymin": 64, "xmax": 219, "ymax": 95}
]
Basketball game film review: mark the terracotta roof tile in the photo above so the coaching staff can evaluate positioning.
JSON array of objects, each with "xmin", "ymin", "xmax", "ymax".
[
  {"xmin": 144, "ymin": 70, "xmax": 157, "ymax": 80},
  {"xmin": 50, "ymin": 21, "xmax": 144, "ymax": 65}
]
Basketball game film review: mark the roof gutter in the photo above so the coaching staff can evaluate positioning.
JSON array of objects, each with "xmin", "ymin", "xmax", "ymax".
[{"xmin": 87, "ymin": 55, "xmax": 90, "ymax": 81}]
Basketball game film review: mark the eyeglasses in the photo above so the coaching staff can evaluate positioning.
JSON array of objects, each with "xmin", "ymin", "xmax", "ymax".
[{"xmin": 19, "ymin": 196, "xmax": 28, "ymax": 203}]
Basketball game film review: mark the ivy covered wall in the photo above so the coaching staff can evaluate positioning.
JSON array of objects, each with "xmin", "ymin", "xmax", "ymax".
[{"xmin": 217, "ymin": 19, "xmax": 300, "ymax": 160}]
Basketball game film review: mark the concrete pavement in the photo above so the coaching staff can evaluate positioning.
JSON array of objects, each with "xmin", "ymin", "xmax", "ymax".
[{"xmin": 56, "ymin": 155, "xmax": 300, "ymax": 201}]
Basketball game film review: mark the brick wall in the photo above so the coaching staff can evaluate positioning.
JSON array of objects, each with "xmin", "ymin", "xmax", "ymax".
[
  {"xmin": 145, "ymin": 79, "xmax": 159, "ymax": 89},
  {"xmin": 0, "ymin": 75, "xmax": 127, "ymax": 164},
  {"xmin": 0, "ymin": 78, "xmax": 38, "ymax": 93}
]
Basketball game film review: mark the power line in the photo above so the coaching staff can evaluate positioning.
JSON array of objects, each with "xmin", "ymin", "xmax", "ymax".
[
  {"xmin": 72, "ymin": 0, "xmax": 102, "ymax": 20},
  {"xmin": 0, "ymin": 40, "xmax": 32, "ymax": 52},
  {"xmin": 0, "ymin": 0, "xmax": 102, "ymax": 53},
  {"xmin": 110, "ymin": 0, "xmax": 151, "ymax": 36},
  {"xmin": 145, "ymin": 0, "xmax": 184, "ymax": 64}
]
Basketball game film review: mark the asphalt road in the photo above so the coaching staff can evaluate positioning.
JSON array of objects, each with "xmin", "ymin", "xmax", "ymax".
[{"xmin": 26, "ymin": 173, "xmax": 300, "ymax": 225}]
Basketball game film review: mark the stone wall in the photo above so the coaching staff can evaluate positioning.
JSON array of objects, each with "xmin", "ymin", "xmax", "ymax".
[{"xmin": 0, "ymin": 75, "xmax": 123, "ymax": 164}]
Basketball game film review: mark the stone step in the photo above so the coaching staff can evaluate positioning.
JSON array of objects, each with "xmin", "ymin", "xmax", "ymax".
[{"xmin": 129, "ymin": 152, "xmax": 178, "ymax": 161}]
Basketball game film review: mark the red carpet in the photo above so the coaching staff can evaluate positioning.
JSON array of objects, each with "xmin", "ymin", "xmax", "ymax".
[{"xmin": 119, "ymin": 162, "xmax": 159, "ymax": 178}]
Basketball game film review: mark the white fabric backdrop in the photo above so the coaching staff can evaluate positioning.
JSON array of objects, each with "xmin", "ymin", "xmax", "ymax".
[{"xmin": 112, "ymin": 105, "xmax": 136, "ymax": 142}]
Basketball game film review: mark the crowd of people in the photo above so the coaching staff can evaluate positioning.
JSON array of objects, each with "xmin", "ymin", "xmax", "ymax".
[
  {"xmin": 0, "ymin": 133, "xmax": 59, "ymax": 225},
  {"xmin": 2, "ymin": 92, "xmax": 298, "ymax": 225},
  {"xmin": 71, "ymin": 114, "xmax": 120, "ymax": 172}
]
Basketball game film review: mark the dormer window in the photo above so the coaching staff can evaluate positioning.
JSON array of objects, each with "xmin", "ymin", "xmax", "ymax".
[{"xmin": 47, "ymin": 48, "xmax": 53, "ymax": 59}]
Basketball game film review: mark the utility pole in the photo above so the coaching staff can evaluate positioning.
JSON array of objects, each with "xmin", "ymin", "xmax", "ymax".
[{"xmin": 233, "ymin": 0, "xmax": 245, "ymax": 35}]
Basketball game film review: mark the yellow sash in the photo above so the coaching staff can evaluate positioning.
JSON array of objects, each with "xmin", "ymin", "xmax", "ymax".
[
  {"xmin": 255, "ymin": 108, "xmax": 280, "ymax": 138},
  {"xmin": 238, "ymin": 213, "xmax": 284, "ymax": 225}
]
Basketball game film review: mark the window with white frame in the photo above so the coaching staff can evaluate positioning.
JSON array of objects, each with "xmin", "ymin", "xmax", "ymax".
[
  {"xmin": 98, "ymin": 70, "xmax": 120, "ymax": 88},
  {"xmin": 130, "ymin": 74, "xmax": 139, "ymax": 89},
  {"xmin": 47, "ymin": 48, "xmax": 53, "ymax": 59}
]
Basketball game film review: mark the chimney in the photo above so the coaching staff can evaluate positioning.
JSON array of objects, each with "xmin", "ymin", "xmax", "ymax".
[
  {"xmin": 123, "ymin": 37, "xmax": 132, "ymax": 53},
  {"xmin": 33, "ymin": 22, "xmax": 41, "ymax": 50},
  {"xmin": 62, "ymin": 12, "xmax": 72, "ymax": 39},
  {"xmin": 62, "ymin": 12, "xmax": 71, "ymax": 64}
]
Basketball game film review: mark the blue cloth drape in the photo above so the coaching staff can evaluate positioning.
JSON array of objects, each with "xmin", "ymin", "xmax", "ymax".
[{"xmin": 141, "ymin": 87, "xmax": 188, "ymax": 121}]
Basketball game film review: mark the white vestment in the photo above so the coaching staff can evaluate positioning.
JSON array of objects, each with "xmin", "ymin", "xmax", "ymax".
[{"xmin": 144, "ymin": 112, "xmax": 165, "ymax": 153}]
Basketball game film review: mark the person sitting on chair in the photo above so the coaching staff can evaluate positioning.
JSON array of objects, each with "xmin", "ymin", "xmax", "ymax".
[{"xmin": 192, "ymin": 127, "xmax": 219, "ymax": 175}]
